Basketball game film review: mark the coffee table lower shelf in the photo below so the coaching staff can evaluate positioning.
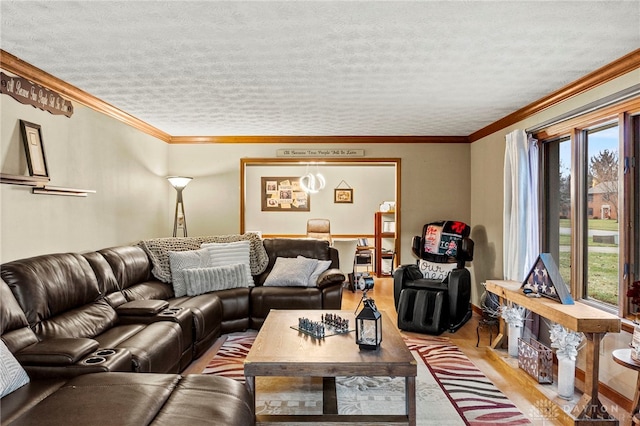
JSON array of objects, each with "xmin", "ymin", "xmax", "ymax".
[
  {"xmin": 249, "ymin": 376, "xmax": 414, "ymax": 426},
  {"xmin": 256, "ymin": 414, "xmax": 412, "ymax": 426}
]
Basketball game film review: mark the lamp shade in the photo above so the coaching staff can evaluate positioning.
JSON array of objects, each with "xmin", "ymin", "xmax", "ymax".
[
  {"xmin": 167, "ymin": 176, "xmax": 193, "ymax": 189},
  {"xmin": 355, "ymin": 297, "xmax": 382, "ymax": 350}
]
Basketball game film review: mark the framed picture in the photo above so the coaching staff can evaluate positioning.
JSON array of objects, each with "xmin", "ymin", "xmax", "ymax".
[
  {"xmin": 261, "ymin": 177, "xmax": 310, "ymax": 211},
  {"xmin": 334, "ymin": 188, "xmax": 353, "ymax": 204},
  {"xmin": 20, "ymin": 120, "xmax": 49, "ymax": 178}
]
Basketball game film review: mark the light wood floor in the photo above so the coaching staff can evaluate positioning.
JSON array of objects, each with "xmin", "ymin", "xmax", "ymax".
[{"xmin": 185, "ymin": 277, "xmax": 633, "ymax": 425}]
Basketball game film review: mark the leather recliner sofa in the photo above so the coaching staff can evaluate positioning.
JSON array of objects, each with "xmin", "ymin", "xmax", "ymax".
[
  {"xmin": 1, "ymin": 237, "xmax": 343, "ymax": 425},
  {"xmin": 94, "ymin": 238, "xmax": 344, "ymax": 355},
  {"xmin": 0, "ymin": 281, "xmax": 254, "ymax": 426},
  {"xmin": 1, "ymin": 237, "xmax": 344, "ymax": 375},
  {"xmin": 1, "ymin": 252, "xmax": 186, "ymax": 375}
]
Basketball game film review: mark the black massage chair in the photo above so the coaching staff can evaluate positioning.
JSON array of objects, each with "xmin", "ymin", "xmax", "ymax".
[{"xmin": 393, "ymin": 220, "xmax": 474, "ymax": 335}]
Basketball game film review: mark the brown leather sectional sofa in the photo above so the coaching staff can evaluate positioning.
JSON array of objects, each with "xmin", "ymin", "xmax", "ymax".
[{"xmin": 0, "ymin": 237, "xmax": 344, "ymax": 425}]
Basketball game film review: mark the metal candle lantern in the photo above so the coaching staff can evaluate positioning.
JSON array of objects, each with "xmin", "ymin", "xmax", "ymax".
[{"xmin": 355, "ymin": 293, "xmax": 382, "ymax": 350}]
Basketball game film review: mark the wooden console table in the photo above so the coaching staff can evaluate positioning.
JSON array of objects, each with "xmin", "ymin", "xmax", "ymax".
[{"xmin": 486, "ymin": 280, "xmax": 621, "ymax": 424}]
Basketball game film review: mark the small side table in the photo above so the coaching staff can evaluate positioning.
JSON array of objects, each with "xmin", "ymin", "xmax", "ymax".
[
  {"xmin": 612, "ymin": 348, "xmax": 640, "ymax": 424},
  {"xmin": 476, "ymin": 316, "xmax": 499, "ymax": 347}
]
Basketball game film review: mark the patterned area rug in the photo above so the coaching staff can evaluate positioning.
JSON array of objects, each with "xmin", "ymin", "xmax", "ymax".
[{"xmin": 202, "ymin": 331, "xmax": 532, "ymax": 425}]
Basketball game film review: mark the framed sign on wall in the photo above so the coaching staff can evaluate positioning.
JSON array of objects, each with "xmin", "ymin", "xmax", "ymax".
[
  {"xmin": 261, "ymin": 177, "xmax": 310, "ymax": 211},
  {"xmin": 20, "ymin": 120, "xmax": 49, "ymax": 178}
]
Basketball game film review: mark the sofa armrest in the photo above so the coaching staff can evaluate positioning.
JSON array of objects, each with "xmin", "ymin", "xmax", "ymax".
[
  {"xmin": 316, "ymin": 268, "xmax": 345, "ymax": 289},
  {"xmin": 115, "ymin": 300, "xmax": 169, "ymax": 316},
  {"xmin": 446, "ymin": 267, "xmax": 471, "ymax": 315},
  {"xmin": 15, "ymin": 338, "xmax": 99, "ymax": 366}
]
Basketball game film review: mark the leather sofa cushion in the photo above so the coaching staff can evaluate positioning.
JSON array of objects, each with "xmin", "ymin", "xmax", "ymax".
[
  {"xmin": 16, "ymin": 338, "xmax": 99, "ymax": 365},
  {"xmin": 98, "ymin": 246, "xmax": 153, "ymax": 289},
  {"xmin": 0, "ymin": 280, "xmax": 30, "ymax": 335},
  {"xmin": 34, "ymin": 300, "xmax": 117, "ymax": 340},
  {"xmin": 7, "ymin": 373, "xmax": 180, "ymax": 426},
  {"xmin": 82, "ymin": 251, "xmax": 120, "ymax": 295},
  {"xmin": 151, "ymin": 375, "xmax": 254, "ymax": 426},
  {"xmin": 0, "ymin": 379, "xmax": 66, "ymax": 425},
  {"xmin": 0, "ymin": 280, "xmax": 38, "ymax": 353},
  {"xmin": 169, "ymin": 294, "xmax": 223, "ymax": 358},
  {"xmin": 2, "ymin": 374, "xmax": 254, "ymax": 426},
  {"xmin": 122, "ymin": 281, "xmax": 174, "ymax": 301},
  {"xmin": 170, "ymin": 296, "xmax": 224, "ymax": 357},
  {"xmin": 1, "ymin": 253, "xmax": 101, "ymax": 327},
  {"xmin": 94, "ymin": 323, "xmax": 182, "ymax": 373},
  {"xmin": 250, "ymin": 287, "xmax": 322, "ymax": 328}
]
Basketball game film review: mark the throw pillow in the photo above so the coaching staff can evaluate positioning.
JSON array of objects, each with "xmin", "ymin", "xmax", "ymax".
[
  {"xmin": 418, "ymin": 259, "xmax": 457, "ymax": 282},
  {"xmin": 202, "ymin": 240, "xmax": 254, "ymax": 287},
  {"xmin": 263, "ymin": 256, "xmax": 319, "ymax": 287},
  {"xmin": 182, "ymin": 264, "xmax": 249, "ymax": 296},
  {"xmin": 0, "ymin": 340, "xmax": 30, "ymax": 398},
  {"xmin": 138, "ymin": 233, "xmax": 268, "ymax": 282},
  {"xmin": 297, "ymin": 255, "xmax": 332, "ymax": 287},
  {"xmin": 168, "ymin": 248, "xmax": 214, "ymax": 297}
]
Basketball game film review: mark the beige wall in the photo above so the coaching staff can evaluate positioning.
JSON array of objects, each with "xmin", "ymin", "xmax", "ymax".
[
  {"xmin": 168, "ymin": 142, "xmax": 472, "ymax": 267},
  {"xmin": 469, "ymin": 68, "xmax": 640, "ymax": 404},
  {"xmin": 2, "ymin": 94, "xmax": 472, "ymax": 266},
  {"xmin": 244, "ymin": 163, "xmax": 396, "ymax": 236},
  {"xmin": 1, "ymin": 87, "xmax": 171, "ymax": 262}
]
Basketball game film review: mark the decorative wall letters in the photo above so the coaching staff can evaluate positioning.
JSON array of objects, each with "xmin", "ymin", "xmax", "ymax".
[{"xmin": 1, "ymin": 72, "xmax": 73, "ymax": 117}]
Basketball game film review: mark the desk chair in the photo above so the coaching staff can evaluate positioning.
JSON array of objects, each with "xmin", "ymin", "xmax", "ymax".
[{"xmin": 307, "ymin": 219, "xmax": 332, "ymax": 244}]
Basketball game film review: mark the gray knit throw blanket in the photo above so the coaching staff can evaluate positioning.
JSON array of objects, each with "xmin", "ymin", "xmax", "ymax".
[{"xmin": 138, "ymin": 233, "xmax": 269, "ymax": 283}]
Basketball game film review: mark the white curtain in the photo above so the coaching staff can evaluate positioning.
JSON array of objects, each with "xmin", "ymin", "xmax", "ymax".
[{"xmin": 503, "ymin": 129, "xmax": 539, "ymax": 281}]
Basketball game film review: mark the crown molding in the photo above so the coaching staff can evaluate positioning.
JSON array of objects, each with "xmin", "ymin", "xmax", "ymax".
[
  {"xmin": 469, "ymin": 49, "xmax": 640, "ymax": 142},
  {"xmin": 0, "ymin": 50, "xmax": 171, "ymax": 142},
  {"xmin": 3, "ymin": 48, "xmax": 637, "ymax": 145},
  {"xmin": 168, "ymin": 135, "xmax": 469, "ymax": 144}
]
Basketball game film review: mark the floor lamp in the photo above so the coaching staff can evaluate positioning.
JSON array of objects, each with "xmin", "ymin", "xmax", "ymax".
[{"xmin": 167, "ymin": 176, "xmax": 192, "ymax": 237}]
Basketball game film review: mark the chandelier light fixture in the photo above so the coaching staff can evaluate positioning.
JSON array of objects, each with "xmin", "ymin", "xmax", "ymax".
[
  {"xmin": 300, "ymin": 163, "xmax": 325, "ymax": 194},
  {"xmin": 167, "ymin": 176, "xmax": 192, "ymax": 237}
]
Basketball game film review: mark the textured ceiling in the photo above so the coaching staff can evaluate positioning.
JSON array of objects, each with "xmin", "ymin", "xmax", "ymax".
[{"xmin": 1, "ymin": 1, "xmax": 638, "ymax": 137}]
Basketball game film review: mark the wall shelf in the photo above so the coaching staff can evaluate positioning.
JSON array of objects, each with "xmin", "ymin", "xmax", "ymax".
[
  {"xmin": 0, "ymin": 173, "xmax": 49, "ymax": 186},
  {"xmin": 1, "ymin": 174, "xmax": 95, "ymax": 196},
  {"xmin": 32, "ymin": 186, "xmax": 96, "ymax": 197}
]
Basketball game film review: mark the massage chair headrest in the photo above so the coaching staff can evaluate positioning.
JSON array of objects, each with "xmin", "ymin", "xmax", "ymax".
[{"xmin": 411, "ymin": 220, "xmax": 473, "ymax": 266}]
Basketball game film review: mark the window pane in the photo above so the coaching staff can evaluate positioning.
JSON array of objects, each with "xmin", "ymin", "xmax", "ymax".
[
  {"xmin": 544, "ymin": 137, "xmax": 572, "ymax": 286},
  {"xmin": 585, "ymin": 125, "xmax": 619, "ymax": 305},
  {"xmin": 558, "ymin": 139, "xmax": 572, "ymax": 285}
]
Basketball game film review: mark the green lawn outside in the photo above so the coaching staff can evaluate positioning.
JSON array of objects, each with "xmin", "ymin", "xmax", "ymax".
[
  {"xmin": 558, "ymin": 234, "xmax": 617, "ymax": 247},
  {"xmin": 557, "ymin": 217, "xmax": 619, "ymax": 305},
  {"xmin": 558, "ymin": 251, "xmax": 619, "ymax": 305},
  {"xmin": 559, "ymin": 218, "xmax": 620, "ymax": 232}
]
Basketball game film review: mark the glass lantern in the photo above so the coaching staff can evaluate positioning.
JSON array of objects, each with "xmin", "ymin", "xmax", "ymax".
[{"xmin": 355, "ymin": 297, "xmax": 382, "ymax": 350}]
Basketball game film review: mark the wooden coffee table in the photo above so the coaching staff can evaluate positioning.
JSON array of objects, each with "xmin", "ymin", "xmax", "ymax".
[{"xmin": 244, "ymin": 309, "xmax": 417, "ymax": 425}]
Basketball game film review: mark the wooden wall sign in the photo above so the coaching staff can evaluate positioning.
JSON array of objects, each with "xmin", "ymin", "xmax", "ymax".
[{"xmin": 1, "ymin": 72, "xmax": 73, "ymax": 117}]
